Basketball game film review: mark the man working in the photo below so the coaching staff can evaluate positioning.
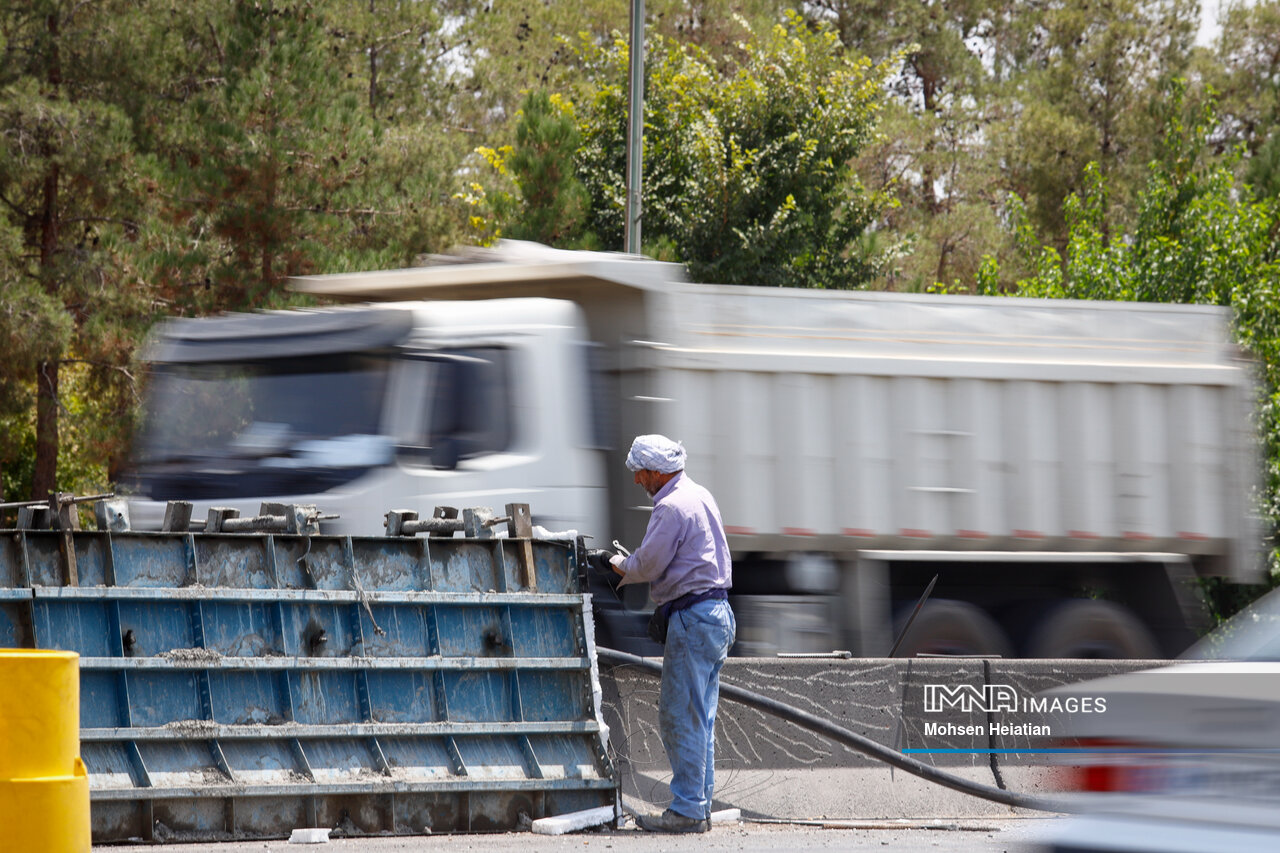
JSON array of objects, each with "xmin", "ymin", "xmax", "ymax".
[{"xmin": 594, "ymin": 434, "xmax": 735, "ymax": 834}]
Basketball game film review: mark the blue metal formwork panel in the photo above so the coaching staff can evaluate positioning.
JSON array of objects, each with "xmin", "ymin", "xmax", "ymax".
[{"xmin": 0, "ymin": 527, "xmax": 615, "ymax": 842}]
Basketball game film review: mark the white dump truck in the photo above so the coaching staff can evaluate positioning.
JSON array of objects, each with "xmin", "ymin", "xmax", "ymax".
[{"xmin": 124, "ymin": 242, "xmax": 1261, "ymax": 658}]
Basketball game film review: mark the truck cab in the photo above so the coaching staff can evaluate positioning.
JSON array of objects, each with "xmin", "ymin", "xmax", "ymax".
[{"xmin": 125, "ymin": 298, "xmax": 609, "ymax": 541}]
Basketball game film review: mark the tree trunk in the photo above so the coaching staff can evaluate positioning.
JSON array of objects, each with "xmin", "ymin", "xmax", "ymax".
[
  {"xmin": 35, "ymin": 162, "xmax": 61, "ymax": 499},
  {"xmin": 33, "ymin": 360, "xmax": 59, "ymax": 500},
  {"xmin": 33, "ymin": 11, "xmax": 64, "ymax": 500}
]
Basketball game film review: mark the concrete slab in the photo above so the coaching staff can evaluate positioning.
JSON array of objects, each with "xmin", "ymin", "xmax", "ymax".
[{"xmin": 599, "ymin": 656, "xmax": 1155, "ymax": 820}]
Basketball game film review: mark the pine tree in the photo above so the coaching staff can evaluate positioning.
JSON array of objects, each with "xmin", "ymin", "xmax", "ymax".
[{"xmin": 0, "ymin": 0, "xmax": 154, "ymax": 500}]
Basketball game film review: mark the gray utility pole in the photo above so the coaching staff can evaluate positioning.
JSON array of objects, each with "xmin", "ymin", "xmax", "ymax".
[{"xmin": 624, "ymin": 0, "xmax": 644, "ymax": 254}]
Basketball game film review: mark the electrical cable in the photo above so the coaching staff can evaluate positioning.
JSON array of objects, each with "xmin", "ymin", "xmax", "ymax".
[{"xmin": 596, "ymin": 646, "xmax": 1075, "ymax": 814}]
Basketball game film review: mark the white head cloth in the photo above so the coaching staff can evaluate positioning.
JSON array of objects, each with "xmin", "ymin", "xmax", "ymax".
[{"xmin": 625, "ymin": 434, "xmax": 687, "ymax": 473}]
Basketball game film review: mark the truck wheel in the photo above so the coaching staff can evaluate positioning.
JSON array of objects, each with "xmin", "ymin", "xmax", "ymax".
[
  {"xmin": 1025, "ymin": 599, "xmax": 1159, "ymax": 659},
  {"xmin": 892, "ymin": 600, "xmax": 1013, "ymax": 658}
]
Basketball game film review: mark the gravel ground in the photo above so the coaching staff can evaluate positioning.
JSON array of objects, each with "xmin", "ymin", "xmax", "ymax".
[{"xmin": 96, "ymin": 816, "xmax": 1056, "ymax": 852}]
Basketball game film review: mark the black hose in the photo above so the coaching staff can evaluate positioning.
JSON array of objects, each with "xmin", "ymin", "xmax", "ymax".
[{"xmin": 596, "ymin": 646, "xmax": 1073, "ymax": 814}]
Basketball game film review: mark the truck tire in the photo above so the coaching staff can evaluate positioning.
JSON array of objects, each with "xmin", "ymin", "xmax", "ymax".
[
  {"xmin": 1025, "ymin": 599, "xmax": 1159, "ymax": 659},
  {"xmin": 892, "ymin": 600, "xmax": 1013, "ymax": 658}
]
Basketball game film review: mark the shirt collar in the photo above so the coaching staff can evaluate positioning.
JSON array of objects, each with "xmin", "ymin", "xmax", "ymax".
[{"xmin": 652, "ymin": 471, "xmax": 684, "ymax": 503}]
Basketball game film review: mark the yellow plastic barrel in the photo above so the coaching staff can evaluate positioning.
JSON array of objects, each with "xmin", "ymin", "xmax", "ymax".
[{"xmin": 0, "ymin": 649, "xmax": 91, "ymax": 852}]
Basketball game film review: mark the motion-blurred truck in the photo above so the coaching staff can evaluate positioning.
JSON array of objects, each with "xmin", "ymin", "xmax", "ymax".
[{"xmin": 124, "ymin": 242, "xmax": 1261, "ymax": 658}]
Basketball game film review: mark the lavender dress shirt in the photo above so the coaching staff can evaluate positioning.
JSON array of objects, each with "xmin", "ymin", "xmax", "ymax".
[{"xmin": 616, "ymin": 472, "xmax": 732, "ymax": 604}]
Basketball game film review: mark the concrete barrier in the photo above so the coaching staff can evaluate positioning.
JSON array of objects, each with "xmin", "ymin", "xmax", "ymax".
[{"xmin": 598, "ymin": 656, "xmax": 1158, "ymax": 820}]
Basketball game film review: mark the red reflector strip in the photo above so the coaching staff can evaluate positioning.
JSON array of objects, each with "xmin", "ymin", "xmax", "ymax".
[
  {"xmin": 724, "ymin": 526, "xmax": 755, "ymax": 535},
  {"xmin": 1061, "ymin": 739, "xmax": 1157, "ymax": 794},
  {"xmin": 1123, "ymin": 531, "xmax": 1153, "ymax": 541},
  {"xmin": 1179, "ymin": 531, "xmax": 1209, "ymax": 541},
  {"xmin": 900, "ymin": 528, "xmax": 931, "ymax": 538},
  {"xmin": 782, "ymin": 527, "xmax": 817, "ymax": 536},
  {"xmin": 1013, "ymin": 530, "xmax": 1044, "ymax": 539},
  {"xmin": 843, "ymin": 528, "xmax": 876, "ymax": 537},
  {"xmin": 956, "ymin": 529, "xmax": 987, "ymax": 539},
  {"xmin": 1069, "ymin": 530, "xmax": 1100, "ymax": 539}
]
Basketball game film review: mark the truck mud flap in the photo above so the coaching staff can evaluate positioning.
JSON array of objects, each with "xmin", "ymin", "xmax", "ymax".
[{"xmin": 0, "ymin": 528, "xmax": 615, "ymax": 842}]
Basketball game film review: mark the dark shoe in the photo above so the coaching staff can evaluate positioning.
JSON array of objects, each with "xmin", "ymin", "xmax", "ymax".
[{"xmin": 635, "ymin": 808, "xmax": 710, "ymax": 834}]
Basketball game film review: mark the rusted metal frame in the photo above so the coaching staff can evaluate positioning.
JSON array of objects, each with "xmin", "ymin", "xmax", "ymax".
[
  {"xmin": 81, "ymin": 720, "xmax": 603, "ymax": 741},
  {"xmin": 305, "ymin": 790, "xmax": 318, "ymax": 831},
  {"xmin": 421, "ymin": 567, "xmax": 465, "ymax": 778},
  {"xmin": 422, "ymin": 530, "xmax": 453, "ymax": 762},
  {"xmin": 346, "ymin": 534, "xmax": 386, "ymax": 640},
  {"xmin": 444, "ymin": 738, "xmax": 468, "ymax": 778},
  {"xmin": 263, "ymin": 532, "xmax": 280, "ymax": 587},
  {"xmin": 182, "ymin": 532, "xmax": 198, "ymax": 585},
  {"xmin": 503, "ymin": 589, "xmax": 545, "ymax": 780},
  {"xmin": 260, "ymin": 533, "xmax": 301, "ymax": 740},
  {"xmin": 124, "ymin": 741, "xmax": 153, "ymax": 790},
  {"xmin": 14, "ymin": 531, "xmax": 33, "ymax": 588},
  {"xmin": 108, "ymin": 592, "xmax": 158, "ymax": 798},
  {"xmin": 76, "ymin": 656, "xmax": 590, "ymax": 671},
  {"xmin": 103, "ymin": 530, "xmax": 118, "ymax": 585},
  {"xmin": 385, "ymin": 509, "xmax": 464, "ymax": 537},
  {"xmin": 57, "ymin": 530, "xmax": 77, "ymax": 584},
  {"xmin": 30, "ymin": 585, "xmax": 585, "ymax": 607},
  {"xmin": 188, "ymin": 598, "xmax": 239, "ymax": 785},
  {"xmin": 578, "ymin": 605, "xmax": 615, "ymax": 780},
  {"xmin": 110, "ymin": 585, "xmax": 155, "ymax": 791},
  {"xmin": 161, "ymin": 500, "xmax": 194, "ymax": 533},
  {"xmin": 519, "ymin": 735, "xmax": 544, "ymax": 781},
  {"xmin": 506, "ymin": 503, "xmax": 538, "ymax": 592},
  {"xmin": 51, "ymin": 492, "xmax": 80, "ymax": 585},
  {"xmin": 431, "ymin": 505, "xmax": 461, "ymax": 538},
  {"xmin": 8, "ymin": 532, "xmax": 36, "ymax": 648},
  {"xmin": 200, "ymin": 504, "xmax": 333, "ymax": 535},
  {"xmin": 411, "ymin": 535, "xmax": 431, "ymax": 591},
  {"xmin": 88, "ymin": 776, "xmax": 618, "ymax": 801},
  {"xmin": 346, "ymin": 536, "xmax": 392, "ymax": 778},
  {"xmin": 291, "ymin": 737, "xmax": 318, "ymax": 785}
]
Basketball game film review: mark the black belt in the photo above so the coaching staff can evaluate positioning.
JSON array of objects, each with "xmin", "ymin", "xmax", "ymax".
[{"xmin": 659, "ymin": 587, "xmax": 728, "ymax": 620}]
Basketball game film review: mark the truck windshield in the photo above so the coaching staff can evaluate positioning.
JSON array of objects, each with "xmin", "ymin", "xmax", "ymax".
[{"xmin": 135, "ymin": 353, "xmax": 390, "ymax": 465}]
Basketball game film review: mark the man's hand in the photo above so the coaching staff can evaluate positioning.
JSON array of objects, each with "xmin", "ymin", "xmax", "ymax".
[{"xmin": 586, "ymin": 549, "xmax": 617, "ymax": 574}]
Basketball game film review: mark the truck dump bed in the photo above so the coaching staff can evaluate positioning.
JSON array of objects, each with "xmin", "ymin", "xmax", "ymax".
[
  {"xmin": 643, "ymin": 283, "xmax": 1257, "ymax": 580},
  {"xmin": 295, "ymin": 244, "xmax": 1258, "ymax": 583}
]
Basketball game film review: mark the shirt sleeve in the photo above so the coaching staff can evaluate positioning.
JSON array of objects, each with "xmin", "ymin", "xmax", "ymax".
[{"xmin": 616, "ymin": 504, "xmax": 681, "ymax": 586}]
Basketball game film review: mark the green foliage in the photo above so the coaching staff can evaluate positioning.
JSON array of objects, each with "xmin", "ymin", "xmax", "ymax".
[
  {"xmin": 1247, "ymin": 130, "xmax": 1280, "ymax": 203},
  {"xmin": 458, "ymin": 0, "xmax": 786, "ymax": 133},
  {"xmin": 506, "ymin": 92, "xmax": 589, "ymax": 246},
  {"xmin": 817, "ymin": 0, "xmax": 1016, "ymax": 290},
  {"xmin": 490, "ymin": 12, "xmax": 901, "ymax": 287},
  {"xmin": 1198, "ymin": 0, "xmax": 1280, "ymax": 160},
  {"xmin": 462, "ymin": 91, "xmax": 590, "ymax": 247},
  {"xmin": 1010, "ymin": 87, "xmax": 1279, "ymax": 310},
  {"xmin": 980, "ymin": 87, "xmax": 1280, "ymax": 602},
  {"xmin": 1000, "ymin": 0, "xmax": 1199, "ymax": 245},
  {"xmin": 142, "ymin": 2, "xmax": 377, "ymax": 309},
  {"xmin": 0, "ymin": 0, "xmax": 159, "ymax": 497}
]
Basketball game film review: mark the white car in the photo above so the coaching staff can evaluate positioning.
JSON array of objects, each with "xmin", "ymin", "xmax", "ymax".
[{"xmin": 1036, "ymin": 589, "xmax": 1280, "ymax": 852}]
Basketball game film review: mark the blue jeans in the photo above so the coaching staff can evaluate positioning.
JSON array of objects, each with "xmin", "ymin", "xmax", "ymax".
[{"xmin": 658, "ymin": 598, "xmax": 736, "ymax": 820}]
